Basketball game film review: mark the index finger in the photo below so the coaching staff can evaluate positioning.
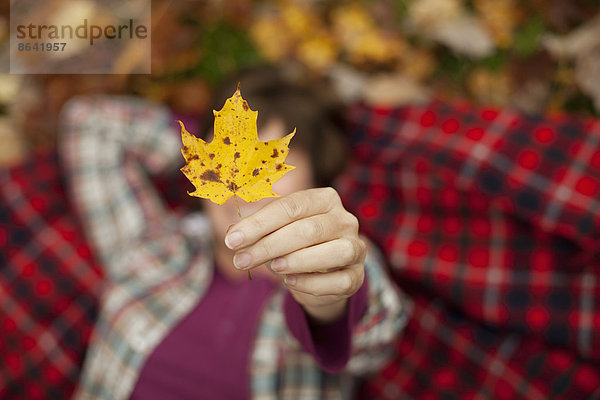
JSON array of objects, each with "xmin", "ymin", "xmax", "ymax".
[{"xmin": 225, "ymin": 187, "xmax": 340, "ymax": 250}]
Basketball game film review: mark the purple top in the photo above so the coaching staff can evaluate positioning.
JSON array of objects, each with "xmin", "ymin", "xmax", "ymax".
[{"xmin": 130, "ymin": 268, "xmax": 368, "ymax": 399}]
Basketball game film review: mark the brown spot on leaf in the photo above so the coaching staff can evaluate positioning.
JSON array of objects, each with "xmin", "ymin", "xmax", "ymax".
[
  {"xmin": 223, "ymin": 137, "xmax": 231, "ymax": 145},
  {"xmin": 276, "ymin": 163, "xmax": 283, "ymax": 170},
  {"xmin": 234, "ymin": 152, "xmax": 240, "ymax": 159},
  {"xmin": 266, "ymin": 178, "xmax": 270, "ymax": 182},
  {"xmin": 217, "ymin": 163, "xmax": 222, "ymax": 169},
  {"xmin": 209, "ymin": 153, "xmax": 215, "ymax": 159},
  {"xmin": 227, "ymin": 181, "xmax": 239, "ymax": 192},
  {"xmin": 200, "ymin": 170, "xmax": 220, "ymax": 183},
  {"xmin": 242, "ymin": 102, "xmax": 248, "ymax": 111},
  {"xmin": 271, "ymin": 148, "xmax": 279, "ymax": 158},
  {"xmin": 254, "ymin": 147, "xmax": 258, "ymax": 151},
  {"xmin": 191, "ymin": 154, "xmax": 199, "ymax": 160},
  {"xmin": 252, "ymin": 168, "xmax": 260, "ymax": 176},
  {"xmin": 261, "ymin": 160, "xmax": 266, "ymax": 164}
]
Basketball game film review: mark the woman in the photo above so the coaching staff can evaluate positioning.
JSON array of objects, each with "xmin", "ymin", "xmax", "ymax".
[{"xmin": 60, "ymin": 67, "xmax": 410, "ymax": 399}]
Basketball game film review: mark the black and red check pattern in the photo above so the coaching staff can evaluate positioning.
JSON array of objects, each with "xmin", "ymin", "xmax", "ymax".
[
  {"xmin": 336, "ymin": 101, "xmax": 600, "ymax": 399},
  {"xmin": 3, "ymin": 100, "xmax": 600, "ymax": 398},
  {"xmin": 0, "ymin": 152, "xmax": 103, "ymax": 399}
]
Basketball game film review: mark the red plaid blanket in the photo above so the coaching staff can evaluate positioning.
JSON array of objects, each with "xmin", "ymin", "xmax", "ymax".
[
  {"xmin": 336, "ymin": 101, "xmax": 600, "ymax": 399},
  {"xmin": 0, "ymin": 152, "xmax": 103, "ymax": 399},
  {"xmin": 2, "ymin": 100, "xmax": 599, "ymax": 399}
]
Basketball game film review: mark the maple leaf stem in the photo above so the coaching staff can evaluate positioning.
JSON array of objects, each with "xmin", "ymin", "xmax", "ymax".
[
  {"xmin": 233, "ymin": 194, "xmax": 252, "ymax": 281},
  {"xmin": 233, "ymin": 194, "xmax": 242, "ymax": 220}
]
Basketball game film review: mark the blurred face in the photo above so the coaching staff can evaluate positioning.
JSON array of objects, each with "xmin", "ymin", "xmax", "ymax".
[{"xmin": 202, "ymin": 118, "xmax": 314, "ymax": 278}]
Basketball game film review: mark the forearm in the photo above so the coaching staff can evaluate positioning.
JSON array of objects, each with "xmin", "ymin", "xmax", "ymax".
[
  {"xmin": 60, "ymin": 96, "xmax": 180, "ymax": 266},
  {"xmin": 284, "ymin": 278, "xmax": 368, "ymax": 373}
]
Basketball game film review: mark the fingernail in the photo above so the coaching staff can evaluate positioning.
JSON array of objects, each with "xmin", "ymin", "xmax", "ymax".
[
  {"xmin": 225, "ymin": 231, "xmax": 244, "ymax": 249},
  {"xmin": 285, "ymin": 275, "xmax": 296, "ymax": 286},
  {"xmin": 271, "ymin": 258, "xmax": 286, "ymax": 272},
  {"xmin": 233, "ymin": 252, "xmax": 251, "ymax": 269}
]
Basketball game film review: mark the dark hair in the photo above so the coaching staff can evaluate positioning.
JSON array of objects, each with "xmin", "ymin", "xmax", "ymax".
[{"xmin": 201, "ymin": 66, "xmax": 348, "ymax": 187}]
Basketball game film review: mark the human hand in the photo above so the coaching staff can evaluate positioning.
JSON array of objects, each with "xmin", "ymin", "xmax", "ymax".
[{"xmin": 224, "ymin": 187, "xmax": 366, "ymax": 323}]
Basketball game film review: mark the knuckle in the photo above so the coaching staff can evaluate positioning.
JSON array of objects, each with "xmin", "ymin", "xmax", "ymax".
[
  {"xmin": 355, "ymin": 267, "xmax": 365, "ymax": 288},
  {"xmin": 321, "ymin": 187, "xmax": 340, "ymax": 207},
  {"xmin": 260, "ymin": 239, "xmax": 275, "ymax": 260},
  {"xmin": 341, "ymin": 237, "xmax": 365, "ymax": 265},
  {"xmin": 323, "ymin": 186, "xmax": 337, "ymax": 199},
  {"xmin": 251, "ymin": 215, "xmax": 267, "ymax": 237},
  {"xmin": 345, "ymin": 213, "xmax": 359, "ymax": 232},
  {"xmin": 339, "ymin": 273, "xmax": 355, "ymax": 295},
  {"xmin": 279, "ymin": 196, "xmax": 303, "ymax": 220},
  {"xmin": 303, "ymin": 219, "xmax": 325, "ymax": 241},
  {"xmin": 358, "ymin": 239, "xmax": 367, "ymax": 261},
  {"xmin": 331, "ymin": 207, "xmax": 358, "ymax": 233},
  {"xmin": 340, "ymin": 238, "xmax": 357, "ymax": 263}
]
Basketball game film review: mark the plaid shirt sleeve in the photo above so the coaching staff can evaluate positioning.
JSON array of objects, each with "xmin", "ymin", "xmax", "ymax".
[
  {"xmin": 59, "ymin": 96, "xmax": 181, "ymax": 277},
  {"xmin": 345, "ymin": 241, "xmax": 411, "ymax": 375},
  {"xmin": 337, "ymin": 101, "xmax": 600, "ymax": 399},
  {"xmin": 60, "ymin": 97, "xmax": 218, "ymax": 400}
]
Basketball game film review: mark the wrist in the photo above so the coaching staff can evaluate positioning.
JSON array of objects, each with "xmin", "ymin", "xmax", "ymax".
[{"xmin": 302, "ymin": 298, "xmax": 348, "ymax": 324}]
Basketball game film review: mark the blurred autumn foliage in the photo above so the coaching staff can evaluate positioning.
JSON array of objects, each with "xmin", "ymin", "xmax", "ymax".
[
  {"xmin": 246, "ymin": 0, "xmax": 600, "ymax": 115},
  {"xmin": 1, "ymin": 0, "xmax": 599, "ymax": 162}
]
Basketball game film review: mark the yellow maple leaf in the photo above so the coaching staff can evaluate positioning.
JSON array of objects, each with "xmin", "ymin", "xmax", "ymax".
[{"xmin": 179, "ymin": 85, "xmax": 296, "ymax": 206}]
